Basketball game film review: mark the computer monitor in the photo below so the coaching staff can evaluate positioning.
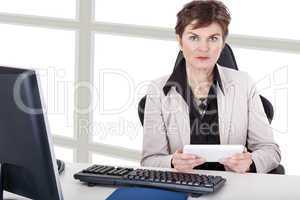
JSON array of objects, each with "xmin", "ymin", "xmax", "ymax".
[{"xmin": 0, "ymin": 66, "xmax": 63, "ymax": 200}]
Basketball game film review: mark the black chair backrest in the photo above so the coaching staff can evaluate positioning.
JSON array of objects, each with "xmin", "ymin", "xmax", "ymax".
[
  {"xmin": 138, "ymin": 43, "xmax": 274, "ymax": 125},
  {"xmin": 138, "ymin": 96, "xmax": 147, "ymax": 126}
]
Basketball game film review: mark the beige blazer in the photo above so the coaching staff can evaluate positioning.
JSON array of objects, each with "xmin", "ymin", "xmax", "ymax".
[{"xmin": 141, "ymin": 65, "xmax": 281, "ymax": 173}]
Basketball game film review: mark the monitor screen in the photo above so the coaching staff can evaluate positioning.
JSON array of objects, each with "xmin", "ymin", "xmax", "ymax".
[{"xmin": 0, "ymin": 66, "xmax": 63, "ymax": 200}]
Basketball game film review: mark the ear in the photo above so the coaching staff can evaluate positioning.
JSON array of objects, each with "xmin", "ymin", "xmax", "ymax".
[
  {"xmin": 222, "ymin": 41, "xmax": 226, "ymax": 49},
  {"xmin": 221, "ymin": 36, "xmax": 227, "ymax": 49},
  {"xmin": 176, "ymin": 34, "xmax": 183, "ymax": 50}
]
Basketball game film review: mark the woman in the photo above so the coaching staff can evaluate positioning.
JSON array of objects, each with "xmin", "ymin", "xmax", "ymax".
[{"xmin": 141, "ymin": 0, "xmax": 281, "ymax": 173}]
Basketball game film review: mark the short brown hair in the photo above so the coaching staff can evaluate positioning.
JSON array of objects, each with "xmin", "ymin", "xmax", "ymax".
[{"xmin": 175, "ymin": 0, "xmax": 231, "ymax": 40}]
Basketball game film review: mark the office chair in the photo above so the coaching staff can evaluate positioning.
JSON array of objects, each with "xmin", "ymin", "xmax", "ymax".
[{"xmin": 138, "ymin": 43, "xmax": 284, "ymax": 174}]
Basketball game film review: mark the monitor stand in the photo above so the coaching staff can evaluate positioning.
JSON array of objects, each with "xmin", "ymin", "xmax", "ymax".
[
  {"xmin": 0, "ymin": 164, "xmax": 30, "ymax": 200},
  {"xmin": 0, "ymin": 164, "xmax": 3, "ymax": 200},
  {"xmin": 0, "ymin": 161, "xmax": 64, "ymax": 200}
]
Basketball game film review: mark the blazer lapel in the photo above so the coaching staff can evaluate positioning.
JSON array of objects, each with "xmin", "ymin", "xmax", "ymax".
[
  {"xmin": 217, "ymin": 85, "xmax": 236, "ymax": 144},
  {"xmin": 169, "ymin": 88, "xmax": 190, "ymax": 147},
  {"xmin": 217, "ymin": 65, "xmax": 236, "ymax": 144}
]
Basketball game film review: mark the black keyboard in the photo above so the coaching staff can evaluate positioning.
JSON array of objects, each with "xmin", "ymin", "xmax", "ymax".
[{"xmin": 74, "ymin": 164, "xmax": 226, "ymax": 195}]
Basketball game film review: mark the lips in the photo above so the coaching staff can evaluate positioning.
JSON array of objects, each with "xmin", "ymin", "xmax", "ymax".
[{"xmin": 195, "ymin": 56, "xmax": 209, "ymax": 61}]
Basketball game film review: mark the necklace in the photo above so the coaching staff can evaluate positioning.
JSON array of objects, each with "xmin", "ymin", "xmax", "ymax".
[{"xmin": 188, "ymin": 79, "xmax": 212, "ymax": 99}]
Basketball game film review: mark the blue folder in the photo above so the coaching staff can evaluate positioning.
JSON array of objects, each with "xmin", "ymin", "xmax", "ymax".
[{"xmin": 106, "ymin": 187, "xmax": 188, "ymax": 200}]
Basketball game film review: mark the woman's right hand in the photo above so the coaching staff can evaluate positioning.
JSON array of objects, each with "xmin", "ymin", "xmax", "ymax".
[{"xmin": 171, "ymin": 149, "xmax": 206, "ymax": 172}]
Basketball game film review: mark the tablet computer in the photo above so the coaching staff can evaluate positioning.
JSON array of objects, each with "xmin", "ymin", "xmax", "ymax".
[{"xmin": 183, "ymin": 145, "xmax": 245, "ymax": 162}]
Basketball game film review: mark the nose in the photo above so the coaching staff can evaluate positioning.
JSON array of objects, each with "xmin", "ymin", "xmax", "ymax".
[{"xmin": 195, "ymin": 40, "xmax": 209, "ymax": 52}]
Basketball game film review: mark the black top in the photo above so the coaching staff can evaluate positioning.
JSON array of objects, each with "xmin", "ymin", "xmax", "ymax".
[{"xmin": 163, "ymin": 59, "xmax": 256, "ymax": 172}]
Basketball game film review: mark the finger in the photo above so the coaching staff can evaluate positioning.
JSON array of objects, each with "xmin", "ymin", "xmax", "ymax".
[
  {"xmin": 224, "ymin": 158, "xmax": 252, "ymax": 173},
  {"xmin": 221, "ymin": 153, "xmax": 241, "ymax": 162},
  {"xmin": 173, "ymin": 150, "xmax": 184, "ymax": 159},
  {"xmin": 190, "ymin": 158, "xmax": 206, "ymax": 167},
  {"xmin": 180, "ymin": 153, "xmax": 197, "ymax": 160},
  {"xmin": 175, "ymin": 165, "xmax": 194, "ymax": 172},
  {"xmin": 173, "ymin": 158, "xmax": 188, "ymax": 166},
  {"xmin": 174, "ymin": 158, "xmax": 205, "ymax": 169},
  {"xmin": 222, "ymin": 158, "xmax": 239, "ymax": 167},
  {"xmin": 182, "ymin": 158, "xmax": 205, "ymax": 165},
  {"xmin": 173, "ymin": 150, "xmax": 182, "ymax": 158},
  {"xmin": 174, "ymin": 157, "xmax": 205, "ymax": 166},
  {"xmin": 243, "ymin": 147, "xmax": 248, "ymax": 153},
  {"xmin": 232, "ymin": 153, "xmax": 244, "ymax": 159},
  {"xmin": 177, "ymin": 160, "xmax": 205, "ymax": 171},
  {"xmin": 173, "ymin": 158, "xmax": 194, "ymax": 166},
  {"xmin": 173, "ymin": 153, "xmax": 182, "ymax": 160},
  {"xmin": 242, "ymin": 152, "xmax": 252, "ymax": 160},
  {"xmin": 231, "ymin": 152, "xmax": 251, "ymax": 160},
  {"xmin": 227, "ymin": 159, "xmax": 239, "ymax": 166}
]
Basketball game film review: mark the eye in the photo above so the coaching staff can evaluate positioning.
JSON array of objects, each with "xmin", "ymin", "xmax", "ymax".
[
  {"xmin": 209, "ymin": 36, "xmax": 219, "ymax": 42},
  {"xmin": 189, "ymin": 35, "xmax": 199, "ymax": 41}
]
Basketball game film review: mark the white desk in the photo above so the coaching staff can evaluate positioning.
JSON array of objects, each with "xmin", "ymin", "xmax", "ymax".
[{"xmin": 5, "ymin": 163, "xmax": 300, "ymax": 200}]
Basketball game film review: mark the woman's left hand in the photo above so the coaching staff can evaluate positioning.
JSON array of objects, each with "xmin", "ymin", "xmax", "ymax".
[{"xmin": 219, "ymin": 150, "xmax": 253, "ymax": 173}]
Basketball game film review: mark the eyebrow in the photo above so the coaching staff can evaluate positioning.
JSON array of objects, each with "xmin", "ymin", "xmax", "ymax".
[{"xmin": 187, "ymin": 32, "xmax": 221, "ymax": 37}]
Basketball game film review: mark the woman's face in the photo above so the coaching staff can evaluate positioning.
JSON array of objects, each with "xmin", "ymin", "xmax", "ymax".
[{"xmin": 177, "ymin": 21, "xmax": 225, "ymax": 72}]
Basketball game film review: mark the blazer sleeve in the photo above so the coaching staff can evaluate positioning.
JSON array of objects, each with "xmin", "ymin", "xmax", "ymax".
[
  {"xmin": 140, "ymin": 82, "xmax": 173, "ymax": 168},
  {"xmin": 246, "ymin": 74, "xmax": 281, "ymax": 173}
]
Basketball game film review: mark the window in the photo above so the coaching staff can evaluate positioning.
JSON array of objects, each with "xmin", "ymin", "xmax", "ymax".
[
  {"xmin": 0, "ymin": 23, "xmax": 75, "ymax": 138},
  {"xmin": 93, "ymin": 33, "xmax": 178, "ymax": 150},
  {"xmin": 94, "ymin": 0, "xmax": 188, "ymax": 27},
  {"xmin": 95, "ymin": 0, "xmax": 300, "ymax": 40},
  {"xmin": 223, "ymin": 0, "xmax": 300, "ymax": 40},
  {"xmin": 0, "ymin": 0, "xmax": 76, "ymax": 19}
]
